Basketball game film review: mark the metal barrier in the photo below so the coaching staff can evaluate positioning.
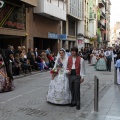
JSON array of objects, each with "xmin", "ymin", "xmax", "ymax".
[
  {"xmin": 94, "ymin": 76, "xmax": 99, "ymax": 112},
  {"xmin": 114, "ymin": 66, "xmax": 117, "ymax": 84}
]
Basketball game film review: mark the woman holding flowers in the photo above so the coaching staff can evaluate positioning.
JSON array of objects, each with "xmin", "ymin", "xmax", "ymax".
[
  {"xmin": 0, "ymin": 48, "xmax": 14, "ymax": 93},
  {"xmin": 47, "ymin": 48, "xmax": 71, "ymax": 104}
]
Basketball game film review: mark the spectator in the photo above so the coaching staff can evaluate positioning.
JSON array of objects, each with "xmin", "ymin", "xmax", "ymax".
[
  {"xmin": 48, "ymin": 53, "xmax": 54, "ymax": 68},
  {"xmin": 20, "ymin": 53, "xmax": 31, "ymax": 74},
  {"xmin": 34, "ymin": 48, "xmax": 38, "ymax": 59},
  {"xmin": 27, "ymin": 48, "xmax": 32, "ymax": 60},
  {"xmin": 41, "ymin": 52, "xmax": 49, "ymax": 68},
  {"xmin": 15, "ymin": 46, "xmax": 22, "ymax": 55},
  {"xmin": 5, "ymin": 45, "xmax": 14, "ymax": 58},
  {"xmin": 22, "ymin": 46, "xmax": 27, "ymax": 59},
  {"xmin": 30, "ymin": 53, "xmax": 38, "ymax": 70},
  {"xmin": 14, "ymin": 54, "xmax": 21, "ymax": 75},
  {"xmin": 9, "ymin": 54, "xmax": 15, "ymax": 74},
  {"xmin": 66, "ymin": 49, "xmax": 71, "ymax": 57},
  {"xmin": 5, "ymin": 45, "xmax": 11, "ymax": 57},
  {"xmin": 36, "ymin": 55, "xmax": 44, "ymax": 71},
  {"xmin": 46, "ymin": 47, "xmax": 51, "ymax": 55}
]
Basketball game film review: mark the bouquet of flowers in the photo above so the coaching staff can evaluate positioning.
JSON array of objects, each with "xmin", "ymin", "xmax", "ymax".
[
  {"xmin": 50, "ymin": 68, "xmax": 59, "ymax": 74},
  {"xmin": 50, "ymin": 68, "xmax": 59, "ymax": 80}
]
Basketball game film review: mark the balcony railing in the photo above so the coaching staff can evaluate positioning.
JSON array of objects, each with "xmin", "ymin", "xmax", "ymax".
[
  {"xmin": 98, "ymin": 0, "xmax": 105, "ymax": 8},
  {"xmin": 34, "ymin": 0, "xmax": 66, "ymax": 21},
  {"xmin": 20, "ymin": 0, "xmax": 37, "ymax": 6},
  {"xmin": 100, "ymin": 11, "xmax": 106, "ymax": 19},
  {"xmin": 98, "ymin": 21, "xmax": 106, "ymax": 30}
]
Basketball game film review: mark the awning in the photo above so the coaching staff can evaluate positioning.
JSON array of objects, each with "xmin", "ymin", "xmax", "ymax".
[{"xmin": 20, "ymin": 0, "xmax": 37, "ymax": 6}]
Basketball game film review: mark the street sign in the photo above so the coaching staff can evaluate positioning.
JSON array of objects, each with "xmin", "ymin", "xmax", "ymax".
[{"xmin": 0, "ymin": 1, "xmax": 4, "ymax": 8}]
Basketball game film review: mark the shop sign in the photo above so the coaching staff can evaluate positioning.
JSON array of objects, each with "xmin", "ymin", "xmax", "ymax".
[
  {"xmin": 48, "ymin": 33, "xmax": 59, "ymax": 39},
  {"xmin": 59, "ymin": 34, "xmax": 67, "ymax": 40},
  {"xmin": 0, "ymin": 2, "xmax": 26, "ymax": 30}
]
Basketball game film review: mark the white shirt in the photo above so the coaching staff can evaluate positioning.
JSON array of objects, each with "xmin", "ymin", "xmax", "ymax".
[
  {"xmin": 36, "ymin": 52, "xmax": 38, "ymax": 57},
  {"xmin": 105, "ymin": 50, "xmax": 114, "ymax": 60},
  {"xmin": 72, "ymin": 57, "xmax": 76, "ymax": 69},
  {"xmin": 105, "ymin": 51, "xmax": 111, "ymax": 56},
  {"xmin": 71, "ymin": 57, "xmax": 85, "ymax": 79}
]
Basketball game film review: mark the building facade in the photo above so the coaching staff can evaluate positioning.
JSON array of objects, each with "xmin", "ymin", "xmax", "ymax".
[
  {"xmin": 29, "ymin": 0, "xmax": 66, "ymax": 54},
  {"xmin": 88, "ymin": 0, "xmax": 97, "ymax": 47},
  {"xmin": 97, "ymin": 0, "xmax": 106, "ymax": 48},
  {"xmin": 0, "ymin": 0, "xmax": 111, "ymax": 52},
  {"xmin": 104, "ymin": 0, "xmax": 111, "ymax": 47},
  {"xmin": 0, "ymin": 0, "xmax": 37, "ymax": 49}
]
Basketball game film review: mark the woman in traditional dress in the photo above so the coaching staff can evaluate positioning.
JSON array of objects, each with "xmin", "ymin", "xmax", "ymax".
[
  {"xmin": 0, "ymin": 48, "xmax": 14, "ymax": 93},
  {"xmin": 47, "ymin": 48, "xmax": 71, "ymax": 104},
  {"xmin": 115, "ymin": 54, "xmax": 120, "ymax": 84},
  {"xmin": 95, "ymin": 49, "xmax": 107, "ymax": 71},
  {"xmin": 90, "ymin": 48, "xmax": 98, "ymax": 65}
]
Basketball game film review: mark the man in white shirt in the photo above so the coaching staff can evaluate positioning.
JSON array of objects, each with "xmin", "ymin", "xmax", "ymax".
[
  {"xmin": 105, "ymin": 47, "xmax": 113, "ymax": 72},
  {"xmin": 67, "ymin": 47, "xmax": 85, "ymax": 110}
]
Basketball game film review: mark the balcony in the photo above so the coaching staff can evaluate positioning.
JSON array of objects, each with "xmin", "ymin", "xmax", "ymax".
[
  {"xmin": 89, "ymin": 13, "xmax": 95, "ymax": 20},
  {"xmin": 34, "ymin": 0, "xmax": 66, "ymax": 21},
  {"xmin": 100, "ymin": 11, "xmax": 106, "ymax": 19},
  {"xmin": 98, "ymin": 0, "xmax": 105, "ymax": 8},
  {"xmin": 20, "ymin": 0, "xmax": 37, "ymax": 6},
  {"xmin": 98, "ymin": 21, "xmax": 106, "ymax": 30}
]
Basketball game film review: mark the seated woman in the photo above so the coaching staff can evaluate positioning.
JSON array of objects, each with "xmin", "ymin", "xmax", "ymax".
[
  {"xmin": 48, "ymin": 53, "xmax": 55, "ymax": 68},
  {"xmin": 0, "ymin": 49, "xmax": 14, "ymax": 93},
  {"xmin": 36, "ymin": 55, "xmax": 44, "ymax": 71},
  {"xmin": 9, "ymin": 54, "xmax": 21, "ymax": 76},
  {"xmin": 95, "ymin": 49, "xmax": 107, "ymax": 71},
  {"xmin": 19, "ymin": 53, "xmax": 31, "ymax": 74},
  {"xmin": 41, "ymin": 52, "xmax": 49, "ymax": 69}
]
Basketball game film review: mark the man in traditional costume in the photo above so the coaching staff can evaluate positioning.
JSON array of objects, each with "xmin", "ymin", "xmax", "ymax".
[{"xmin": 67, "ymin": 47, "xmax": 85, "ymax": 110}]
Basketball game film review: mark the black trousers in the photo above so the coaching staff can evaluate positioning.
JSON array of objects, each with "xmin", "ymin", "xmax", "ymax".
[
  {"xmin": 106, "ymin": 58, "xmax": 112, "ymax": 71},
  {"xmin": 69, "ymin": 75, "xmax": 81, "ymax": 106}
]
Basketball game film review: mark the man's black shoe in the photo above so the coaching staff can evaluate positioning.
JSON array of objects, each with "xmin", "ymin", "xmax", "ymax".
[{"xmin": 76, "ymin": 106, "xmax": 80, "ymax": 110}]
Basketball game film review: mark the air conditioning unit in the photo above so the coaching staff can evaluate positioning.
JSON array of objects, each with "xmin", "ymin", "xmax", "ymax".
[{"xmin": 0, "ymin": 1, "xmax": 4, "ymax": 8}]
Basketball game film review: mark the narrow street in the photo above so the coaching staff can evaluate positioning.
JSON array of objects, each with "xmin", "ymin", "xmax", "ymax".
[{"xmin": 0, "ymin": 62, "xmax": 114, "ymax": 120}]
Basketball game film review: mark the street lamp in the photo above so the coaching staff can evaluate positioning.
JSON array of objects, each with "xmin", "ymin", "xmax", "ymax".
[{"xmin": 0, "ymin": 0, "xmax": 4, "ymax": 8}]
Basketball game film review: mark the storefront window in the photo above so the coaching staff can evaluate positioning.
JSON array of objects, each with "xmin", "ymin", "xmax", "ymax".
[{"xmin": 0, "ymin": 1, "xmax": 26, "ymax": 30}]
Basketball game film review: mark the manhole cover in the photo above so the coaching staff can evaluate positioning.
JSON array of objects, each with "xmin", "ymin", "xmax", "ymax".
[{"xmin": 18, "ymin": 108, "xmax": 47, "ymax": 117}]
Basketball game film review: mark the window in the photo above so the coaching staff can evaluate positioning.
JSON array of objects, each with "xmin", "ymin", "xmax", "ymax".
[{"xmin": 68, "ymin": 19, "xmax": 76, "ymax": 36}]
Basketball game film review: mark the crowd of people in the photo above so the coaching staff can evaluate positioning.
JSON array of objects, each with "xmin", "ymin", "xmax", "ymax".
[
  {"xmin": 5, "ymin": 45, "xmax": 56, "ymax": 76},
  {"xmin": 0, "ymin": 45, "xmax": 56, "ymax": 93},
  {"xmin": 78, "ymin": 47, "xmax": 114, "ymax": 72}
]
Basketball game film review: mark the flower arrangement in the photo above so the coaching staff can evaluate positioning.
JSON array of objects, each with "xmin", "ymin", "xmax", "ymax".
[{"xmin": 50, "ymin": 68, "xmax": 59, "ymax": 74}]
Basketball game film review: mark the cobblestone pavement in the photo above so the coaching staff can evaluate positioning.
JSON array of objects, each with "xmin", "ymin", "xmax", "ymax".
[{"xmin": 0, "ymin": 62, "xmax": 114, "ymax": 120}]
